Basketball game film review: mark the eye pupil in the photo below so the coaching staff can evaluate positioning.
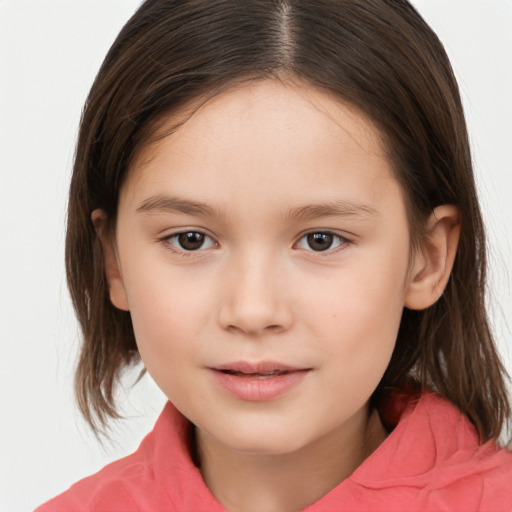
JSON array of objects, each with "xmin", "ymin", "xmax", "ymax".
[
  {"xmin": 307, "ymin": 233, "xmax": 333, "ymax": 251},
  {"xmin": 178, "ymin": 232, "xmax": 205, "ymax": 250}
]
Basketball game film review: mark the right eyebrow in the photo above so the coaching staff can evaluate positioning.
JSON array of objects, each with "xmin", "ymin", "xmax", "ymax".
[{"xmin": 136, "ymin": 195, "xmax": 217, "ymax": 217}]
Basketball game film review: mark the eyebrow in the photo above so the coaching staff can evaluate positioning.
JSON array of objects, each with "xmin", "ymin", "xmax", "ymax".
[
  {"xmin": 136, "ymin": 195, "xmax": 216, "ymax": 216},
  {"xmin": 284, "ymin": 201, "xmax": 379, "ymax": 221},
  {"xmin": 136, "ymin": 194, "xmax": 379, "ymax": 220}
]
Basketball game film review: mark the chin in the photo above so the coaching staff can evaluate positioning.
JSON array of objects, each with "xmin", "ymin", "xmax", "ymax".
[{"xmin": 213, "ymin": 421, "xmax": 316, "ymax": 456}]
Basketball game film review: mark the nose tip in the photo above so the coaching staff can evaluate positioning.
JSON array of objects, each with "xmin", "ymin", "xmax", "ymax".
[
  {"xmin": 219, "ymin": 296, "xmax": 291, "ymax": 336},
  {"xmin": 217, "ymin": 261, "xmax": 293, "ymax": 336}
]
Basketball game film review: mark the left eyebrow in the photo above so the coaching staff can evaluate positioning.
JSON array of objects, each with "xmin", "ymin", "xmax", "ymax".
[{"xmin": 283, "ymin": 201, "xmax": 379, "ymax": 221}]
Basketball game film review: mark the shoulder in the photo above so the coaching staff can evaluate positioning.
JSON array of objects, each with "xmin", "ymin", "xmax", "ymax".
[
  {"xmin": 420, "ymin": 393, "xmax": 512, "ymax": 511},
  {"xmin": 34, "ymin": 449, "xmax": 160, "ymax": 512},
  {"xmin": 34, "ymin": 402, "xmax": 199, "ymax": 512},
  {"xmin": 341, "ymin": 391, "xmax": 512, "ymax": 512}
]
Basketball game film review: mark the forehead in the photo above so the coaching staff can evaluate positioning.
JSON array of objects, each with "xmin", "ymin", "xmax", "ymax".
[
  {"xmin": 133, "ymin": 79, "xmax": 386, "ymax": 164},
  {"xmin": 123, "ymin": 79, "xmax": 399, "ymax": 214}
]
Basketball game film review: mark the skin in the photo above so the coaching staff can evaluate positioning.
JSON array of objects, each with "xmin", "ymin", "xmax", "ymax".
[{"xmin": 95, "ymin": 79, "xmax": 460, "ymax": 512}]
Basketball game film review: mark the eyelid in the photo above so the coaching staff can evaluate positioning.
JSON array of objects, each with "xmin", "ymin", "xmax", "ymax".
[
  {"xmin": 159, "ymin": 228, "xmax": 218, "ymax": 254},
  {"xmin": 157, "ymin": 227, "xmax": 351, "ymax": 257},
  {"xmin": 293, "ymin": 230, "xmax": 352, "ymax": 254}
]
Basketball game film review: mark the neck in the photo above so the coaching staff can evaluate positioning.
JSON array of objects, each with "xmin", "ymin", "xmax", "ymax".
[{"xmin": 196, "ymin": 405, "xmax": 387, "ymax": 512}]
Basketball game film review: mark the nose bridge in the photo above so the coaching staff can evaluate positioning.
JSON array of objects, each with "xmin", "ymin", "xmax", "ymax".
[{"xmin": 218, "ymin": 246, "xmax": 292, "ymax": 335}]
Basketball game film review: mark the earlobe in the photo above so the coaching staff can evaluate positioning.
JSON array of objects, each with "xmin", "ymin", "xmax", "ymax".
[
  {"xmin": 91, "ymin": 209, "xmax": 130, "ymax": 311},
  {"xmin": 404, "ymin": 205, "xmax": 461, "ymax": 311}
]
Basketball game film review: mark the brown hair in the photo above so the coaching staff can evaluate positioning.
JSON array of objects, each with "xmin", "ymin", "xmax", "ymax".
[{"xmin": 66, "ymin": 0, "xmax": 510, "ymax": 440}]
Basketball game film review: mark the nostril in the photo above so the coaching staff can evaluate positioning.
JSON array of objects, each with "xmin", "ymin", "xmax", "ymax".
[
  {"xmin": 217, "ymin": 294, "xmax": 293, "ymax": 335},
  {"xmin": 224, "ymin": 323, "xmax": 284, "ymax": 336}
]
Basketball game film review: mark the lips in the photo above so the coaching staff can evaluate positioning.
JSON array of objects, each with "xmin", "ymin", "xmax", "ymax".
[
  {"xmin": 220, "ymin": 370, "xmax": 289, "ymax": 378},
  {"xmin": 212, "ymin": 361, "xmax": 301, "ymax": 375},
  {"xmin": 208, "ymin": 361, "xmax": 311, "ymax": 401}
]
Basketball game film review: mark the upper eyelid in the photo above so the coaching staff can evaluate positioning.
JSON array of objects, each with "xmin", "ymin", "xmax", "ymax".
[
  {"xmin": 158, "ymin": 228, "xmax": 351, "ymax": 239},
  {"xmin": 293, "ymin": 230, "xmax": 352, "ymax": 253},
  {"xmin": 295, "ymin": 229, "xmax": 351, "ymax": 241},
  {"xmin": 160, "ymin": 229, "xmax": 218, "ymax": 251},
  {"xmin": 160, "ymin": 228, "xmax": 216, "ymax": 240}
]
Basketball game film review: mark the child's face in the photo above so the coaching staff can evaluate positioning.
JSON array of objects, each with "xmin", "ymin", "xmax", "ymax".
[{"xmin": 111, "ymin": 80, "xmax": 414, "ymax": 455}]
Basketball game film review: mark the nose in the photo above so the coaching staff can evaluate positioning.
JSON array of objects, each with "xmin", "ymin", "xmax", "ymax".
[{"xmin": 217, "ymin": 251, "xmax": 293, "ymax": 336}]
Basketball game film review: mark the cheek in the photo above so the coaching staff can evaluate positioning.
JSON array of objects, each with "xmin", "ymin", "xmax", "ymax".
[
  {"xmin": 121, "ymin": 263, "xmax": 216, "ymax": 374},
  {"xmin": 311, "ymin": 285, "xmax": 402, "ymax": 406},
  {"xmin": 305, "ymin": 253, "xmax": 408, "ymax": 366},
  {"xmin": 126, "ymin": 288, "xmax": 209, "ymax": 405}
]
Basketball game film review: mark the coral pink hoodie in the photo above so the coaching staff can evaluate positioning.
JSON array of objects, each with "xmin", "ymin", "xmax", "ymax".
[{"xmin": 36, "ymin": 392, "xmax": 512, "ymax": 511}]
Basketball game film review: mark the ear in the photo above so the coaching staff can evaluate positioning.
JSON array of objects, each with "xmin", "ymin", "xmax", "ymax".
[
  {"xmin": 404, "ymin": 205, "xmax": 461, "ymax": 310},
  {"xmin": 91, "ymin": 209, "xmax": 130, "ymax": 311}
]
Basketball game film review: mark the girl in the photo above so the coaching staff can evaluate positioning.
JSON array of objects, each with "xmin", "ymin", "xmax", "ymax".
[{"xmin": 36, "ymin": 0, "xmax": 512, "ymax": 510}]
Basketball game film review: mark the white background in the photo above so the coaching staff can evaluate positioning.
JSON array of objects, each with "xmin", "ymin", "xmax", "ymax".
[{"xmin": 0, "ymin": 1, "xmax": 511, "ymax": 510}]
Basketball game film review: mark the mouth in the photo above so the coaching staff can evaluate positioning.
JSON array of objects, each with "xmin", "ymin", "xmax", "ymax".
[
  {"xmin": 208, "ymin": 361, "xmax": 311, "ymax": 401},
  {"xmin": 212, "ymin": 360, "xmax": 305, "ymax": 372},
  {"xmin": 218, "ymin": 370, "xmax": 297, "ymax": 379},
  {"xmin": 211, "ymin": 361, "xmax": 307, "ymax": 376},
  {"xmin": 217, "ymin": 369, "xmax": 294, "ymax": 378}
]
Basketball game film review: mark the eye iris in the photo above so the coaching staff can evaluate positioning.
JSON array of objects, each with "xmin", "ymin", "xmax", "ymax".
[
  {"xmin": 307, "ymin": 233, "xmax": 333, "ymax": 251},
  {"xmin": 178, "ymin": 232, "xmax": 205, "ymax": 250}
]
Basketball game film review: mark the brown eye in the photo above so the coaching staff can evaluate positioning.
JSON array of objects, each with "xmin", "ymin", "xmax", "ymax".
[
  {"xmin": 162, "ymin": 231, "xmax": 217, "ymax": 253},
  {"xmin": 163, "ymin": 230, "xmax": 217, "ymax": 254},
  {"xmin": 306, "ymin": 233, "xmax": 334, "ymax": 251},
  {"xmin": 177, "ymin": 232, "xmax": 207, "ymax": 250},
  {"xmin": 295, "ymin": 232, "xmax": 347, "ymax": 253}
]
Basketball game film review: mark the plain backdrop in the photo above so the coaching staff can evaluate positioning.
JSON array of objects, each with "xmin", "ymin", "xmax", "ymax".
[{"xmin": 0, "ymin": 1, "xmax": 511, "ymax": 510}]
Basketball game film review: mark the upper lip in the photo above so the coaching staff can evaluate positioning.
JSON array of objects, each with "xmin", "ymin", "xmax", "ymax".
[{"xmin": 210, "ymin": 361, "xmax": 308, "ymax": 374}]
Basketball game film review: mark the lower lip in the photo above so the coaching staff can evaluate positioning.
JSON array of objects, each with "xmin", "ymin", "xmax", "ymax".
[{"xmin": 209, "ymin": 369, "xmax": 310, "ymax": 401}]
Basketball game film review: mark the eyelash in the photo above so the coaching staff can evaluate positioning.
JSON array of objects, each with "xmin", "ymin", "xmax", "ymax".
[
  {"xmin": 294, "ymin": 231, "xmax": 350, "ymax": 255},
  {"xmin": 160, "ymin": 230, "xmax": 351, "ymax": 256},
  {"xmin": 160, "ymin": 231, "xmax": 218, "ymax": 257}
]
